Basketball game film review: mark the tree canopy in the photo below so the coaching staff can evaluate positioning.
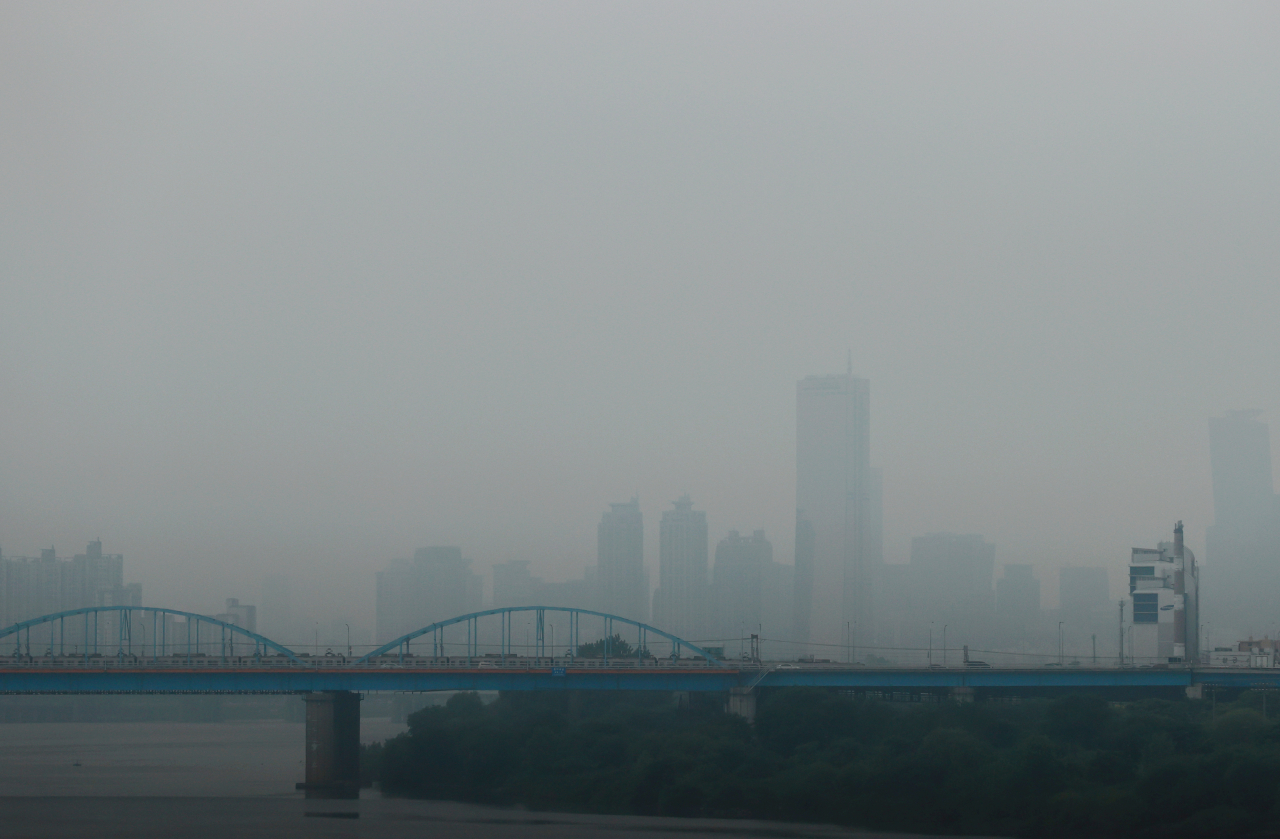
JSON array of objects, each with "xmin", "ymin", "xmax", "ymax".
[{"xmin": 366, "ymin": 687, "xmax": 1280, "ymax": 838}]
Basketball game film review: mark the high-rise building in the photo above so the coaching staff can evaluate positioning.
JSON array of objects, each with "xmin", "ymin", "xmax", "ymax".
[
  {"xmin": 1206, "ymin": 411, "xmax": 1279, "ymax": 636},
  {"xmin": 597, "ymin": 498, "xmax": 646, "ymax": 622},
  {"xmin": 795, "ymin": 369, "xmax": 872, "ymax": 648},
  {"xmin": 0, "ymin": 541, "xmax": 135, "ymax": 628},
  {"xmin": 0, "ymin": 541, "xmax": 138, "ymax": 652},
  {"xmin": 375, "ymin": 546, "xmax": 482, "ymax": 644},
  {"xmin": 652, "ymin": 496, "xmax": 708, "ymax": 641},
  {"xmin": 1125, "ymin": 522, "xmax": 1200, "ymax": 664}
]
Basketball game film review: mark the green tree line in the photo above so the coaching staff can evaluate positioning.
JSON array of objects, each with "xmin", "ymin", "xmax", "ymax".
[{"xmin": 364, "ymin": 687, "xmax": 1280, "ymax": 837}]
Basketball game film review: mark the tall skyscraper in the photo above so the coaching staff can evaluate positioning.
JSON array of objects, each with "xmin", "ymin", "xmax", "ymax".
[
  {"xmin": 652, "ymin": 495, "xmax": 708, "ymax": 641},
  {"xmin": 795, "ymin": 369, "xmax": 871, "ymax": 647},
  {"xmin": 597, "ymin": 498, "xmax": 646, "ymax": 622},
  {"xmin": 1206, "ymin": 411, "xmax": 1279, "ymax": 636}
]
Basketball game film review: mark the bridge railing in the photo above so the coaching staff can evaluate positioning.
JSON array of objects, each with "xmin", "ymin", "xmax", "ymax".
[{"xmin": 0, "ymin": 654, "xmax": 737, "ymax": 670}]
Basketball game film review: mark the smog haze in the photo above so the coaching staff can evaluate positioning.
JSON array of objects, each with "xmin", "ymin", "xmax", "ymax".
[{"xmin": 3, "ymin": 2, "xmax": 1278, "ymax": 625}]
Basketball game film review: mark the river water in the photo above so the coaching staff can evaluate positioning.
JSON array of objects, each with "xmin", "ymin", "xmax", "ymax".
[
  {"xmin": 0, "ymin": 720, "xmax": 984, "ymax": 838},
  {"xmin": 0, "ymin": 718, "xmax": 403, "ymax": 797}
]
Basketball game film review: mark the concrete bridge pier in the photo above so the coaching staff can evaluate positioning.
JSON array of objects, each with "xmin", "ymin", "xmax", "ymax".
[
  {"xmin": 296, "ymin": 691, "xmax": 361, "ymax": 799},
  {"xmin": 728, "ymin": 687, "xmax": 757, "ymax": 723}
]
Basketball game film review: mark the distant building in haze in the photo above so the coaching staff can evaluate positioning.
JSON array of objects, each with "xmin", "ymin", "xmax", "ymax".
[
  {"xmin": 1206, "ymin": 411, "xmax": 1280, "ymax": 636},
  {"xmin": 711, "ymin": 530, "xmax": 771, "ymax": 641},
  {"xmin": 215, "ymin": 597, "xmax": 258, "ymax": 655},
  {"xmin": 260, "ymin": 574, "xmax": 294, "ymax": 645},
  {"xmin": 792, "ymin": 512, "xmax": 816, "ymax": 643},
  {"xmin": 375, "ymin": 546, "xmax": 482, "ymax": 644},
  {"xmin": 795, "ymin": 369, "xmax": 872, "ymax": 648},
  {"xmin": 710, "ymin": 529, "xmax": 794, "ymax": 660},
  {"xmin": 491, "ymin": 559, "xmax": 596, "ymax": 610},
  {"xmin": 0, "ymin": 540, "xmax": 139, "ymax": 628},
  {"xmin": 0, "ymin": 540, "xmax": 140, "ymax": 654},
  {"xmin": 911, "ymin": 532, "xmax": 996, "ymax": 616},
  {"xmin": 540, "ymin": 567, "xmax": 596, "ymax": 611},
  {"xmin": 492, "ymin": 560, "xmax": 539, "ymax": 608},
  {"xmin": 216, "ymin": 598, "xmax": 257, "ymax": 634},
  {"xmin": 996, "ymin": 564, "xmax": 1041, "ymax": 620},
  {"xmin": 873, "ymin": 533, "xmax": 997, "ymax": 653},
  {"xmin": 867, "ymin": 467, "xmax": 884, "ymax": 569},
  {"xmin": 597, "ymin": 498, "xmax": 647, "ymax": 622},
  {"xmin": 1056, "ymin": 566, "xmax": 1112, "ymax": 659},
  {"xmin": 762, "ymin": 561, "xmax": 794, "ymax": 657},
  {"xmin": 652, "ymin": 496, "xmax": 708, "ymax": 641}
]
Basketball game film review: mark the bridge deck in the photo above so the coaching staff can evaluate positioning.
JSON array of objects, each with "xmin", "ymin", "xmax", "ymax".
[{"xmin": 1, "ymin": 663, "xmax": 1277, "ymax": 694}]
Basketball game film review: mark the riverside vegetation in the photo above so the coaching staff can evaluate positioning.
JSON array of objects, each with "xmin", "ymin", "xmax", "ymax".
[{"xmin": 365, "ymin": 686, "xmax": 1280, "ymax": 838}]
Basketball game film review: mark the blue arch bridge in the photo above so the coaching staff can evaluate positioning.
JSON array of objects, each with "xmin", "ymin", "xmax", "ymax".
[{"xmin": 2, "ymin": 605, "xmax": 1277, "ymax": 797}]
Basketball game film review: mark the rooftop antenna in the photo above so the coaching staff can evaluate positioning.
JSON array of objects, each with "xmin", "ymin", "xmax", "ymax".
[{"xmin": 846, "ymin": 349, "xmax": 852, "ymax": 375}]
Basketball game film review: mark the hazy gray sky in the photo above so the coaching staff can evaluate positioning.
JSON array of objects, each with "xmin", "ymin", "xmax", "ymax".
[{"xmin": 3, "ymin": 2, "xmax": 1278, "ymax": 622}]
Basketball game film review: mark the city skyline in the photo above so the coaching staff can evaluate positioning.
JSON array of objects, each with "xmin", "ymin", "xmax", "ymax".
[
  {"xmin": 10, "ymin": 400, "xmax": 1269, "ymax": 658},
  {"xmin": 6, "ymin": 398, "xmax": 1276, "ymax": 620}
]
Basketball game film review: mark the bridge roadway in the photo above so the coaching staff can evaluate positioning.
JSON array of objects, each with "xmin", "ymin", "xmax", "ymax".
[{"xmin": 3, "ymin": 657, "xmax": 1279, "ymax": 694}]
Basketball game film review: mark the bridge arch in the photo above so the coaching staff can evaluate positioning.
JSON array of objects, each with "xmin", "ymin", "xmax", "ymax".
[
  {"xmin": 0, "ymin": 606, "xmax": 303, "ymax": 664},
  {"xmin": 358, "ymin": 606, "xmax": 728, "ymax": 667}
]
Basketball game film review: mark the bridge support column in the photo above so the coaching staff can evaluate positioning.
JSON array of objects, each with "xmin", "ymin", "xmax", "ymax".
[
  {"xmin": 297, "ymin": 691, "xmax": 361, "ymax": 799},
  {"xmin": 728, "ymin": 687, "xmax": 757, "ymax": 723}
]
